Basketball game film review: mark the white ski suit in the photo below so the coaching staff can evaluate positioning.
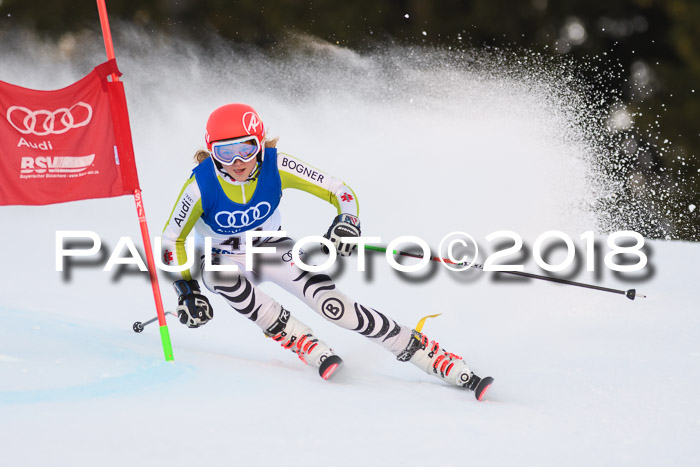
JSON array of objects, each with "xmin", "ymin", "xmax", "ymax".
[{"xmin": 162, "ymin": 148, "xmax": 412, "ymax": 355}]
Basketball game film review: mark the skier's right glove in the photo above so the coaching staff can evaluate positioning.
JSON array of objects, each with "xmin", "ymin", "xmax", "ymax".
[{"xmin": 173, "ymin": 279, "xmax": 213, "ymax": 328}]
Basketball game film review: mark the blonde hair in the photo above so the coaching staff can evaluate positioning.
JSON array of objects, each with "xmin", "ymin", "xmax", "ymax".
[
  {"xmin": 194, "ymin": 136, "xmax": 279, "ymax": 164},
  {"xmin": 194, "ymin": 149, "xmax": 210, "ymax": 164}
]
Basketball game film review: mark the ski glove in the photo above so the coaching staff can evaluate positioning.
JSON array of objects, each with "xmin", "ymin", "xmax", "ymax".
[
  {"xmin": 322, "ymin": 214, "xmax": 361, "ymax": 257},
  {"xmin": 173, "ymin": 279, "xmax": 213, "ymax": 328}
]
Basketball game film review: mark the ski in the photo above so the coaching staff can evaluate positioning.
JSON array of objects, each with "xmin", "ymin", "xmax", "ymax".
[
  {"xmin": 467, "ymin": 375, "xmax": 494, "ymax": 401},
  {"xmin": 319, "ymin": 355, "xmax": 343, "ymax": 380}
]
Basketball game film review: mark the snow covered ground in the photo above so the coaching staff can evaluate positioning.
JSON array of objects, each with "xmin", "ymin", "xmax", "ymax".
[{"xmin": 1, "ymin": 28, "xmax": 699, "ymax": 466}]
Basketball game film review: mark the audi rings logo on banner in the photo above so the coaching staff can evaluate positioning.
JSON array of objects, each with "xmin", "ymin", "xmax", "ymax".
[
  {"xmin": 215, "ymin": 201, "xmax": 272, "ymax": 229},
  {"xmin": 6, "ymin": 102, "xmax": 93, "ymax": 136},
  {"xmin": 242, "ymin": 111, "xmax": 262, "ymax": 135}
]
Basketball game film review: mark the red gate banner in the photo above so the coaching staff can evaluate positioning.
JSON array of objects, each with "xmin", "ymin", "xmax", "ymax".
[{"xmin": 0, "ymin": 59, "xmax": 139, "ymax": 206}]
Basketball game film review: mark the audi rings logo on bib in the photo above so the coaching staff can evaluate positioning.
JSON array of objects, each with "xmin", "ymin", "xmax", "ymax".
[
  {"xmin": 215, "ymin": 201, "xmax": 272, "ymax": 229},
  {"xmin": 6, "ymin": 102, "xmax": 93, "ymax": 136}
]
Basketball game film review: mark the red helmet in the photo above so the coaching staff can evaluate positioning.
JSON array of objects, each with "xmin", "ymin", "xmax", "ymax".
[{"xmin": 205, "ymin": 103, "xmax": 266, "ymax": 150}]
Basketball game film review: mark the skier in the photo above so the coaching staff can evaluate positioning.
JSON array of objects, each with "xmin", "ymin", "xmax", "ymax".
[{"xmin": 161, "ymin": 103, "xmax": 493, "ymax": 400}]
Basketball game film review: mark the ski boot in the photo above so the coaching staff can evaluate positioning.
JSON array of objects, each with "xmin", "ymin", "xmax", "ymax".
[
  {"xmin": 265, "ymin": 308, "xmax": 342, "ymax": 380},
  {"xmin": 397, "ymin": 330, "xmax": 494, "ymax": 401}
]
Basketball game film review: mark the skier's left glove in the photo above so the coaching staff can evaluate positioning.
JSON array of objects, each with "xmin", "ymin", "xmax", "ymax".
[
  {"xmin": 322, "ymin": 214, "xmax": 361, "ymax": 257},
  {"xmin": 173, "ymin": 279, "xmax": 213, "ymax": 328}
]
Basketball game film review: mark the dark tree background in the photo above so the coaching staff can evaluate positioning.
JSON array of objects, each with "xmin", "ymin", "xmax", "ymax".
[{"xmin": 1, "ymin": 0, "xmax": 698, "ymax": 239}]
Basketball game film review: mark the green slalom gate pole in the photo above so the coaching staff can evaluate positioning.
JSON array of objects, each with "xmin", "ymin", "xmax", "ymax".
[{"xmin": 364, "ymin": 244, "xmax": 645, "ymax": 300}]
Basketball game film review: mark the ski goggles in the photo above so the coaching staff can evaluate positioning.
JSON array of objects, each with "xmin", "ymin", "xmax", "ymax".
[{"xmin": 210, "ymin": 136, "xmax": 261, "ymax": 165}]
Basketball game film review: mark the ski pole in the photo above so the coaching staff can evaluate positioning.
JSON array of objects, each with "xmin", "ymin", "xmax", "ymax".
[
  {"xmin": 364, "ymin": 245, "xmax": 646, "ymax": 300},
  {"xmin": 133, "ymin": 311, "xmax": 177, "ymax": 333}
]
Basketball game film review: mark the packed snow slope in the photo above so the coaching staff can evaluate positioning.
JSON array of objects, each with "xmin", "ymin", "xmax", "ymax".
[{"xmin": 1, "ymin": 28, "xmax": 699, "ymax": 467}]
